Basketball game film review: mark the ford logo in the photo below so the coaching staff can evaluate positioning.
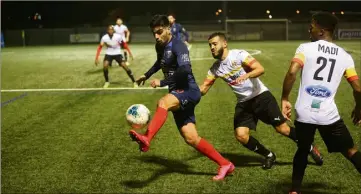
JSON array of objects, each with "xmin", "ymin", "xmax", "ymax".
[{"xmin": 305, "ymin": 85, "xmax": 332, "ymax": 98}]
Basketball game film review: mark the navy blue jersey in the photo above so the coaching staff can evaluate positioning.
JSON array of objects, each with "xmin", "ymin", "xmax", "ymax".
[
  {"xmin": 144, "ymin": 37, "xmax": 196, "ymax": 91},
  {"xmin": 170, "ymin": 23, "xmax": 189, "ymax": 42}
]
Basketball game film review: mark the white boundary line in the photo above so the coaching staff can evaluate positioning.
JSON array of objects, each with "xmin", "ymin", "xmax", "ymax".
[
  {"xmin": 1, "ymin": 51, "xmax": 15, "ymax": 54},
  {"xmin": 1, "ymin": 87, "xmax": 168, "ymax": 93},
  {"xmin": 1, "ymin": 49, "xmax": 262, "ymax": 93},
  {"xmin": 192, "ymin": 49, "xmax": 262, "ymax": 61}
]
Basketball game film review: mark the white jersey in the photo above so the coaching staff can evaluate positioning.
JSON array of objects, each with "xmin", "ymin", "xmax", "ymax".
[
  {"xmin": 206, "ymin": 49, "xmax": 268, "ymax": 102},
  {"xmin": 100, "ymin": 33, "xmax": 122, "ymax": 55},
  {"xmin": 293, "ymin": 40, "xmax": 358, "ymax": 125},
  {"xmin": 113, "ymin": 24, "xmax": 128, "ymax": 42}
]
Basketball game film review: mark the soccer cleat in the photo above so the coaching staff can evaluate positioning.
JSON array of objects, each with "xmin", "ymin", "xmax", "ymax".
[
  {"xmin": 262, "ymin": 152, "xmax": 276, "ymax": 170},
  {"xmin": 103, "ymin": 82, "xmax": 110, "ymax": 88},
  {"xmin": 129, "ymin": 130, "xmax": 150, "ymax": 152},
  {"xmin": 212, "ymin": 162, "xmax": 235, "ymax": 181},
  {"xmin": 309, "ymin": 144, "xmax": 323, "ymax": 166}
]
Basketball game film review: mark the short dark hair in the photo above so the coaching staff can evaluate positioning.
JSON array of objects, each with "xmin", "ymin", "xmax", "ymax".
[
  {"xmin": 149, "ymin": 14, "xmax": 170, "ymax": 29},
  {"xmin": 312, "ymin": 12, "xmax": 338, "ymax": 33},
  {"xmin": 208, "ymin": 32, "xmax": 227, "ymax": 41}
]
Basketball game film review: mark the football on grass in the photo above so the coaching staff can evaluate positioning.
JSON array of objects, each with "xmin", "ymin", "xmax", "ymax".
[{"xmin": 126, "ymin": 104, "xmax": 151, "ymax": 129}]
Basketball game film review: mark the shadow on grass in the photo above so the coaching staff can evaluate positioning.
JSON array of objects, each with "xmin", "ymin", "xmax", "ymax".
[
  {"xmin": 85, "ymin": 68, "xmax": 103, "ymax": 75},
  {"xmin": 121, "ymin": 155, "xmax": 214, "ymax": 189},
  {"xmin": 269, "ymin": 181, "xmax": 344, "ymax": 194},
  {"xmin": 221, "ymin": 152, "xmax": 293, "ymax": 168},
  {"xmin": 121, "ymin": 153, "xmax": 321, "ymax": 189}
]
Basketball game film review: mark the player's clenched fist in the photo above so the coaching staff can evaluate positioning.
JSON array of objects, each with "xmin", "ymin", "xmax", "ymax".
[{"xmin": 150, "ymin": 79, "xmax": 160, "ymax": 88}]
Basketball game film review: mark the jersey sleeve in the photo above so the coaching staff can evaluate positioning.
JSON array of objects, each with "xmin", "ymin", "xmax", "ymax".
[
  {"xmin": 100, "ymin": 35, "xmax": 105, "ymax": 43},
  {"xmin": 291, "ymin": 44, "xmax": 306, "ymax": 67},
  {"xmin": 205, "ymin": 69, "xmax": 217, "ymax": 85},
  {"xmin": 173, "ymin": 41, "xmax": 191, "ymax": 66},
  {"xmin": 344, "ymin": 55, "xmax": 359, "ymax": 82},
  {"xmin": 238, "ymin": 50, "xmax": 257, "ymax": 66}
]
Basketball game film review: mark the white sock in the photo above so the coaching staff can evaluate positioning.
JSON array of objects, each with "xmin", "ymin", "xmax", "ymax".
[{"xmin": 267, "ymin": 152, "xmax": 273, "ymax": 157}]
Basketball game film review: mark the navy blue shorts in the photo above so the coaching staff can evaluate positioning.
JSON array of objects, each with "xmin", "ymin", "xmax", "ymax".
[{"xmin": 170, "ymin": 87, "xmax": 201, "ymax": 129}]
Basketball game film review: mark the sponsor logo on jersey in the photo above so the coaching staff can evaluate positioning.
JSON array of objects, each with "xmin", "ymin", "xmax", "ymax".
[
  {"xmin": 165, "ymin": 50, "xmax": 172, "ymax": 58},
  {"xmin": 305, "ymin": 85, "xmax": 332, "ymax": 98},
  {"xmin": 181, "ymin": 53, "xmax": 190, "ymax": 62},
  {"xmin": 229, "ymin": 71, "xmax": 242, "ymax": 81},
  {"xmin": 311, "ymin": 99, "xmax": 322, "ymax": 109},
  {"xmin": 231, "ymin": 60, "xmax": 238, "ymax": 67}
]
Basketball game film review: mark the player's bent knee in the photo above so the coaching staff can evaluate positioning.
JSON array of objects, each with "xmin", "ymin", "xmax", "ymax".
[
  {"xmin": 158, "ymin": 94, "xmax": 180, "ymax": 111},
  {"xmin": 275, "ymin": 122, "xmax": 290, "ymax": 136},
  {"xmin": 184, "ymin": 135, "xmax": 200, "ymax": 146},
  {"xmin": 342, "ymin": 147, "xmax": 358, "ymax": 159},
  {"xmin": 235, "ymin": 127, "xmax": 250, "ymax": 144},
  {"xmin": 181, "ymin": 123, "xmax": 201, "ymax": 146}
]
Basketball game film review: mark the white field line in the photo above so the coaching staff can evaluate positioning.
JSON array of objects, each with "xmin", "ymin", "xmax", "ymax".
[
  {"xmin": 192, "ymin": 49, "xmax": 262, "ymax": 61},
  {"xmin": 1, "ymin": 50, "xmax": 262, "ymax": 93},
  {"xmin": 1, "ymin": 87, "xmax": 168, "ymax": 93}
]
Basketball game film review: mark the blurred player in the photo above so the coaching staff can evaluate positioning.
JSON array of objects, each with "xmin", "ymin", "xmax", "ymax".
[
  {"xmin": 168, "ymin": 14, "xmax": 192, "ymax": 50},
  {"xmin": 129, "ymin": 15, "xmax": 234, "ymax": 181},
  {"xmin": 281, "ymin": 12, "xmax": 361, "ymax": 194},
  {"xmin": 95, "ymin": 25, "xmax": 137, "ymax": 88},
  {"xmin": 114, "ymin": 17, "xmax": 134, "ymax": 64},
  {"xmin": 199, "ymin": 32, "xmax": 324, "ymax": 170}
]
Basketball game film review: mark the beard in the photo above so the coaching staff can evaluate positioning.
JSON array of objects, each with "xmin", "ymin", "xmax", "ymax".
[{"xmin": 212, "ymin": 47, "xmax": 224, "ymax": 59}]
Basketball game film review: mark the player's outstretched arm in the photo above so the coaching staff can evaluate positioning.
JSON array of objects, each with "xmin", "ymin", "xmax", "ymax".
[
  {"xmin": 343, "ymin": 56, "xmax": 361, "ymax": 125},
  {"xmin": 138, "ymin": 61, "xmax": 161, "ymax": 85},
  {"xmin": 345, "ymin": 68, "xmax": 361, "ymax": 125},
  {"xmin": 125, "ymin": 29, "xmax": 131, "ymax": 43},
  {"xmin": 200, "ymin": 72, "xmax": 217, "ymax": 96},
  {"xmin": 281, "ymin": 61, "xmax": 302, "ymax": 120},
  {"xmin": 199, "ymin": 80, "xmax": 214, "ymax": 96},
  {"xmin": 94, "ymin": 42, "xmax": 104, "ymax": 66},
  {"xmin": 180, "ymin": 25, "xmax": 190, "ymax": 42},
  {"xmin": 349, "ymin": 80, "xmax": 361, "ymax": 125},
  {"xmin": 138, "ymin": 46, "xmax": 162, "ymax": 86}
]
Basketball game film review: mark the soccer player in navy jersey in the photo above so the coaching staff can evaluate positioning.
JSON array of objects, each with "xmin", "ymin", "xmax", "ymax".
[
  {"xmin": 129, "ymin": 15, "xmax": 234, "ymax": 181},
  {"xmin": 168, "ymin": 14, "xmax": 192, "ymax": 50}
]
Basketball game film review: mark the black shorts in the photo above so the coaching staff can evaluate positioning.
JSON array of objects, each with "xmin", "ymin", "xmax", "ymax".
[
  {"xmin": 104, "ymin": 54, "xmax": 124, "ymax": 64},
  {"xmin": 295, "ymin": 119, "xmax": 354, "ymax": 153},
  {"xmin": 234, "ymin": 91, "xmax": 286, "ymax": 130}
]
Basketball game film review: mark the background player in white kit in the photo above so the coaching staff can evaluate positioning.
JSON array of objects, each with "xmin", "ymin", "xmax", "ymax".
[
  {"xmin": 281, "ymin": 12, "xmax": 361, "ymax": 194},
  {"xmin": 199, "ymin": 32, "xmax": 323, "ymax": 169},
  {"xmin": 94, "ymin": 25, "xmax": 137, "ymax": 88},
  {"xmin": 114, "ymin": 18, "xmax": 134, "ymax": 65}
]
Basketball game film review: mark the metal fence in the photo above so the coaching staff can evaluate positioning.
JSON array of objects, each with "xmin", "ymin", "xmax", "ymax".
[{"xmin": 2, "ymin": 21, "xmax": 361, "ymax": 47}]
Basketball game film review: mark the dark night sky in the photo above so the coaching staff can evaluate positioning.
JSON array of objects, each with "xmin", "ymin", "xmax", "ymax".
[{"xmin": 1, "ymin": 1, "xmax": 361, "ymax": 29}]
